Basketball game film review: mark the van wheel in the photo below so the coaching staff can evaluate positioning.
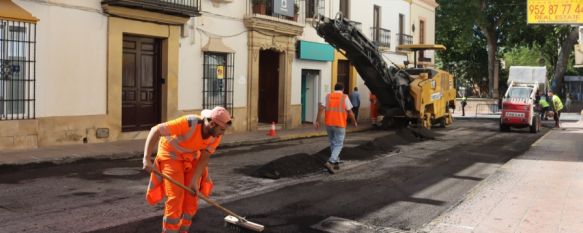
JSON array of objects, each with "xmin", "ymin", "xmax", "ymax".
[
  {"xmin": 500, "ymin": 121, "xmax": 510, "ymax": 132},
  {"xmin": 530, "ymin": 116, "xmax": 539, "ymax": 133}
]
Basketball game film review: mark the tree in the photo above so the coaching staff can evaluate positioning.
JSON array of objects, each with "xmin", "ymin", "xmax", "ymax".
[
  {"xmin": 506, "ymin": 24, "xmax": 581, "ymax": 98},
  {"xmin": 553, "ymin": 27, "xmax": 579, "ymax": 97},
  {"xmin": 437, "ymin": 0, "xmax": 526, "ymax": 98},
  {"xmin": 437, "ymin": 1, "xmax": 581, "ymax": 99}
]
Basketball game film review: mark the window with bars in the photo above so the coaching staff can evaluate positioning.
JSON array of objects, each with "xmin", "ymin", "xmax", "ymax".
[
  {"xmin": 202, "ymin": 52, "xmax": 233, "ymax": 116},
  {"xmin": 0, "ymin": 20, "xmax": 36, "ymax": 120}
]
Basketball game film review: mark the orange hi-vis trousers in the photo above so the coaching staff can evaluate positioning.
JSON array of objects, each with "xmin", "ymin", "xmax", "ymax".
[{"xmin": 151, "ymin": 159, "xmax": 212, "ymax": 233}]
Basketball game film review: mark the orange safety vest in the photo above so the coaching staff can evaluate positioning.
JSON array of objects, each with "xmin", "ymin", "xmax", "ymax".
[
  {"xmin": 370, "ymin": 93, "xmax": 378, "ymax": 119},
  {"xmin": 325, "ymin": 92, "xmax": 348, "ymax": 128},
  {"xmin": 146, "ymin": 115, "xmax": 220, "ymax": 205}
]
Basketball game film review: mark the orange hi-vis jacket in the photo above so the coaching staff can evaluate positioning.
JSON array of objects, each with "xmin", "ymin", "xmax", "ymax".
[
  {"xmin": 146, "ymin": 115, "xmax": 221, "ymax": 206},
  {"xmin": 325, "ymin": 92, "xmax": 348, "ymax": 128},
  {"xmin": 370, "ymin": 93, "xmax": 378, "ymax": 119}
]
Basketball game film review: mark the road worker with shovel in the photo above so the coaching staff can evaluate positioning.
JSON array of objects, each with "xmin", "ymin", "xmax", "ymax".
[{"xmin": 142, "ymin": 106, "xmax": 232, "ymax": 233}]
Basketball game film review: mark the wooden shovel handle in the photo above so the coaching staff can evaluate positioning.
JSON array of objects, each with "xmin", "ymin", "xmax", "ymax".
[{"xmin": 151, "ymin": 169, "xmax": 245, "ymax": 220}]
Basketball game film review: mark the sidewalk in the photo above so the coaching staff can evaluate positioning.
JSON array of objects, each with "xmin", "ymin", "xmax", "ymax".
[
  {"xmin": 423, "ymin": 113, "xmax": 583, "ymax": 233},
  {"xmin": 0, "ymin": 122, "xmax": 373, "ymax": 167}
]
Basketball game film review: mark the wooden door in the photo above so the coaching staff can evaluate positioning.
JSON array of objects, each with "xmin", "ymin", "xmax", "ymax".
[
  {"xmin": 258, "ymin": 49, "xmax": 279, "ymax": 123},
  {"xmin": 122, "ymin": 35, "xmax": 161, "ymax": 132},
  {"xmin": 337, "ymin": 60, "xmax": 350, "ymax": 94}
]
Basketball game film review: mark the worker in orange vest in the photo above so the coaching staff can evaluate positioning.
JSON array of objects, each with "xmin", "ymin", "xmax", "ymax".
[
  {"xmin": 314, "ymin": 83, "xmax": 357, "ymax": 174},
  {"xmin": 143, "ymin": 106, "xmax": 232, "ymax": 233},
  {"xmin": 369, "ymin": 93, "xmax": 379, "ymax": 127}
]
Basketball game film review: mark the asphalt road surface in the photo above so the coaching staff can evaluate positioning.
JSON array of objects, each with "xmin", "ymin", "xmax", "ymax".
[{"xmin": 0, "ymin": 120, "xmax": 550, "ymax": 233}]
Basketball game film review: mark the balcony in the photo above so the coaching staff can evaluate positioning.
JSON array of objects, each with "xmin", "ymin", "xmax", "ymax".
[
  {"xmin": 250, "ymin": 0, "xmax": 302, "ymax": 22},
  {"xmin": 370, "ymin": 27, "xmax": 391, "ymax": 48},
  {"xmin": 245, "ymin": 0, "xmax": 303, "ymax": 37},
  {"xmin": 348, "ymin": 20, "xmax": 362, "ymax": 31},
  {"xmin": 101, "ymin": 0, "xmax": 201, "ymax": 17},
  {"xmin": 397, "ymin": 33, "xmax": 413, "ymax": 45}
]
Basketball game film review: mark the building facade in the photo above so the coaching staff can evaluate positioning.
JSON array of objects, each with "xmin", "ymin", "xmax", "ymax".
[{"xmin": 0, "ymin": 0, "xmax": 437, "ymax": 151}]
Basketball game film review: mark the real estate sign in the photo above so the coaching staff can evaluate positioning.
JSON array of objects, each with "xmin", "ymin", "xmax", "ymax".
[{"xmin": 527, "ymin": 0, "xmax": 583, "ymax": 24}]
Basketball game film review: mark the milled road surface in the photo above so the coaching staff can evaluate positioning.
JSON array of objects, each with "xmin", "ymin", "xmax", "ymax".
[{"xmin": 0, "ymin": 120, "xmax": 550, "ymax": 233}]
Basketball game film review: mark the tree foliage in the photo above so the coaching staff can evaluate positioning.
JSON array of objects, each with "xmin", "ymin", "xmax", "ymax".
[
  {"xmin": 503, "ymin": 46, "xmax": 542, "ymax": 67},
  {"xmin": 436, "ymin": 0, "xmax": 581, "ymax": 98}
]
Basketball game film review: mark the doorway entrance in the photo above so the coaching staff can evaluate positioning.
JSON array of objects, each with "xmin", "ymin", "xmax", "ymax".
[
  {"xmin": 258, "ymin": 49, "xmax": 280, "ymax": 123},
  {"xmin": 121, "ymin": 35, "xmax": 162, "ymax": 132},
  {"xmin": 301, "ymin": 70, "xmax": 319, "ymax": 123},
  {"xmin": 337, "ymin": 60, "xmax": 351, "ymax": 94}
]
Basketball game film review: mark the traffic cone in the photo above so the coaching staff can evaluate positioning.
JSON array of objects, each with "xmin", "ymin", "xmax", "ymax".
[{"xmin": 267, "ymin": 121, "xmax": 277, "ymax": 136}]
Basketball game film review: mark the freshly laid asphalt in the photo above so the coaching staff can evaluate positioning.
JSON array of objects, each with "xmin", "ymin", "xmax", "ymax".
[{"xmin": 1, "ymin": 111, "xmax": 581, "ymax": 233}]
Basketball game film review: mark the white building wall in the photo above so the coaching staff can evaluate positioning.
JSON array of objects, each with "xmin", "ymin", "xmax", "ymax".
[
  {"xmin": 15, "ymin": 0, "xmax": 107, "ymax": 117},
  {"xmin": 178, "ymin": 0, "xmax": 249, "ymax": 111},
  {"xmin": 344, "ymin": 0, "xmax": 411, "ymax": 110},
  {"xmin": 294, "ymin": 0, "xmax": 334, "ymax": 116},
  {"xmin": 412, "ymin": 0, "xmax": 436, "ymax": 45},
  {"xmin": 292, "ymin": 60, "xmax": 331, "ymax": 105}
]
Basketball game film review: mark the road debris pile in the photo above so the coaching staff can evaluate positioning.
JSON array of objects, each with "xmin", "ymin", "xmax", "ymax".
[
  {"xmin": 253, "ymin": 128, "xmax": 437, "ymax": 179},
  {"xmin": 253, "ymin": 153, "xmax": 324, "ymax": 179}
]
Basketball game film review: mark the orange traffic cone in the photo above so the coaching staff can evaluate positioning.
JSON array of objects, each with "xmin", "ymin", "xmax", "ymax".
[{"xmin": 267, "ymin": 121, "xmax": 277, "ymax": 136}]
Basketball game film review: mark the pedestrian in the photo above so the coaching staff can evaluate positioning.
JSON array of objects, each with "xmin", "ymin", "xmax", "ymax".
[
  {"xmin": 349, "ymin": 87, "xmax": 360, "ymax": 122},
  {"xmin": 142, "ymin": 106, "xmax": 232, "ymax": 233},
  {"xmin": 369, "ymin": 92, "xmax": 379, "ymax": 126},
  {"xmin": 547, "ymin": 90, "xmax": 564, "ymax": 128},
  {"xmin": 314, "ymin": 83, "xmax": 357, "ymax": 174},
  {"xmin": 461, "ymin": 96, "xmax": 467, "ymax": 116},
  {"xmin": 538, "ymin": 93, "xmax": 550, "ymax": 120}
]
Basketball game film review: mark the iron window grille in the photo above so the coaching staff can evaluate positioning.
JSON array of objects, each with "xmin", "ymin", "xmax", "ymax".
[
  {"xmin": 397, "ymin": 33, "xmax": 413, "ymax": 45},
  {"xmin": 370, "ymin": 27, "xmax": 391, "ymax": 48},
  {"xmin": 202, "ymin": 52, "xmax": 234, "ymax": 116},
  {"xmin": 101, "ymin": 0, "xmax": 201, "ymax": 17},
  {"xmin": 0, "ymin": 20, "xmax": 36, "ymax": 120}
]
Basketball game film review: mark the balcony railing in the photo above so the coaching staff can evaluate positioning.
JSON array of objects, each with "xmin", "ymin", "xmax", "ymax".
[
  {"xmin": 250, "ymin": 0, "xmax": 302, "ymax": 23},
  {"xmin": 348, "ymin": 20, "xmax": 362, "ymax": 31},
  {"xmin": 397, "ymin": 33, "xmax": 413, "ymax": 45},
  {"xmin": 101, "ymin": 0, "xmax": 201, "ymax": 17},
  {"xmin": 370, "ymin": 27, "xmax": 391, "ymax": 48}
]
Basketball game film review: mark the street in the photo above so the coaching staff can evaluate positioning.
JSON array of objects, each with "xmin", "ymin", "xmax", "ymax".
[{"xmin": 0, "ymin": 120, "xmax": 549, "ymax": 233}]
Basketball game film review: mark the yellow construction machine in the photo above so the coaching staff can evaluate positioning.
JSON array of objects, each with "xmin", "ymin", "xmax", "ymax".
[
  {"xmin": 314, "ymin": 14, "xmax": 456, "ymax": 129},
  {"xmin": 398, "ymin": 44, "xmax": 456, "ymax": 128}
]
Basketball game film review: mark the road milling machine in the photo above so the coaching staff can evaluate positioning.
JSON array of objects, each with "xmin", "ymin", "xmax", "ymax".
[{"xmin": 313, "ymin": 14, "xmax": 456, "ymax": 129}]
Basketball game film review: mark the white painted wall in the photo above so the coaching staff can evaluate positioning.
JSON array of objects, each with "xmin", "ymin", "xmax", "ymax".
[
  {"xmin": 294, "ymin": 0, "xmax": 333, "ymax": 117},
  {"xmin": 292, "ymin": 59, "xmax": 331, "ymax": 106},
  {"xmin": 15, "ymin": 0, "xmax": 108, "ymax": 117},
  {"xmin": 348, "ymin": 0, "xmax": 410, "ymax": 54},
  {"xmin": 178, "ymin": 0, "xmax": 248, "ymax": 110},
  {"xmin": 412, "ymin": 0, "xmax": 436, "ymax": 45}
]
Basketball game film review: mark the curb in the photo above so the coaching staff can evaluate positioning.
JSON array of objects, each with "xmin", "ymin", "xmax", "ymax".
[{"xmin": 0, "ymin": 126, "xmax": 373, "ymax": 170}]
